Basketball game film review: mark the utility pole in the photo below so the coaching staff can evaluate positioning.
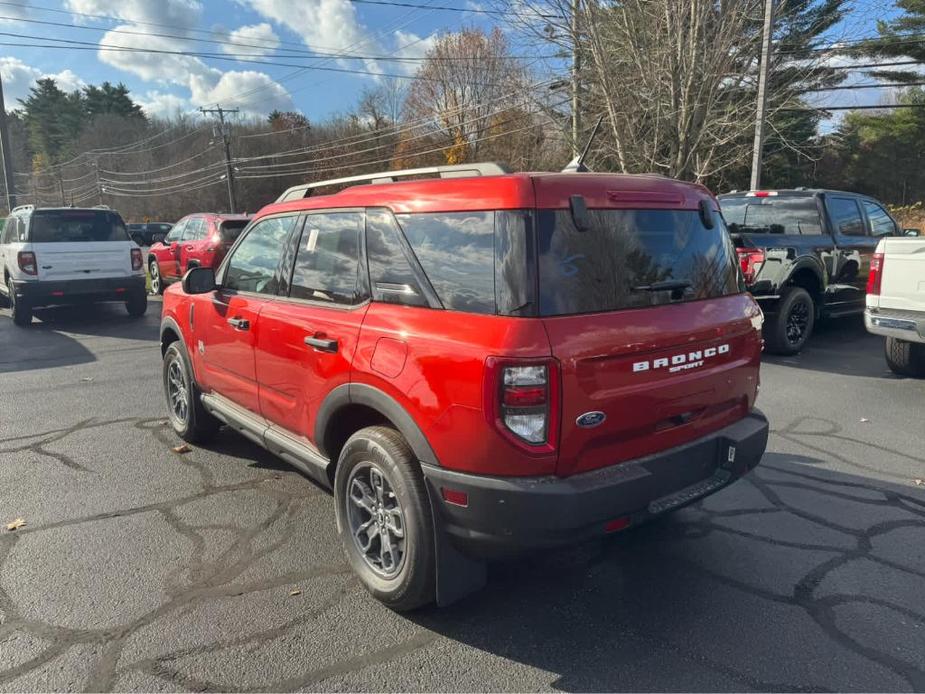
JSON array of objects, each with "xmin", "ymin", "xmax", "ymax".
[
  {"xmin": 57, "ymin": 171, "xmax": 66, "ymax": 206},
  {"xmin": 0, "ymin": 71, "xmax": 17, "ymax": 210},
  {"xmin": 750, "ymin": 0, "xmax": 775, "ymax": 190},
  {"xmin": 93, "ymin": 157, "xmax": 103, "ymax": 206},
  {"xmin": 571, "ymin": 0, "xmax": 582, "ymax": 157},
  {"xmin": 199, "ymin": 106, "xmax": 239, "ymax": 213}
]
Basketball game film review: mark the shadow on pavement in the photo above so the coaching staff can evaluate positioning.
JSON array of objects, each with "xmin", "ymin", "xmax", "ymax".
[
  {"xmin": 763, "ymin": 315, "xmax": 899, "ymax": 380},
  {"xmin": 411, "ymin": 452, "xmax": 925, "ymax": 691}
]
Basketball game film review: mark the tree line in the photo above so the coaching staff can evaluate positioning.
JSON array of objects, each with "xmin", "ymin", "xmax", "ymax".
[{"xmin": 4, "ymin": 0, "xmax": 925, "ymax": 223}]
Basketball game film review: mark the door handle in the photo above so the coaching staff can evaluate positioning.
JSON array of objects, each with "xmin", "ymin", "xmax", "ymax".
[
  {"xmin": 227, "ymin": 317, "xmax": 249, "ymax": 331},
  {"xmin": 304, "ymin": 336, "xmax": 338, "ymax": 353}
]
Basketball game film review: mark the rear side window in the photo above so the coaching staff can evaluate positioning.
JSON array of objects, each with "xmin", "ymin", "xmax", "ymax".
[
  {"xmin": 290, "ymin": 212, "xmax": 366, "ymax": 305},
  {"xmin": 537, "ymin": 209, "xmax": 741, "ymax": 316},
  {"xmin": 720, "ymin": 196, "xmax": 822, "ymax": 235},
  {"xmin": 219, "ymin": 220, "xmax": 249, "ymax": 242},
  {"xmin": 183, "ymin": 217, "xmax": 206, "ymax": 241},
  {"xmin": 28, "ymin": 210, "xmax": 129, "ymax": 243},
  {"xmin": 863, "ymin": 201, "xmax": 897, "ymax": 237},
  {"xmin": 395, "ymin": 212, "xmax": 495, "ymax": 314},
  {"xmin": 828, "ymin": 197, "xmax": 866, "ymax": 237},
  {"xmin": 367, "ymin": 209, "xmax": 427, "ymax": 307}
]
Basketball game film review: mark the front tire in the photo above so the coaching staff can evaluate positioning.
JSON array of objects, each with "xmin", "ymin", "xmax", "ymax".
[
  {"xmin": 764, "ymin": 286, "xmax": 814, "ymax": 355},
  {"xmin": 8, "ymin": 278, "xmax": 32, "ymax": 327},
  {"xmin": 884, "ymin": 337, "xmax": 925, "ymax": 377},
  {"xmin": 149, "ymin": 259, "xmax": 164, "ymax": 295},
  {"xmin": 334, "ymin": 426, "xmax": 436, "ymax": 611},
  {"xmin": 162, "ymin": 341, "xmax": 220, "ymax": 443},
  {"xmin": 126, "ymin": 292, "xmax": 147, "ymax": 317}
]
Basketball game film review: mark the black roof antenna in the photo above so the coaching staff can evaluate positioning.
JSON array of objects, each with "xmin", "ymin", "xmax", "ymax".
[{"xmin": 562, "ymin": 115, "xmax": 604, "ymax": 173}]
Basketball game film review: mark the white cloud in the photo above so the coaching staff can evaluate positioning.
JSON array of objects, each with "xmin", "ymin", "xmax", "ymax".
[
  {"xmin": 0, "ymin": 57, "xmax": 87, "ymax": 106},
  {"xmin": 0, "ymin": 0, "xmax": 31, "ymax": 23},
  {"xmin": 63, "ymin": 0, "xmax": 202, "ymax": 28},
  {"xmin": 224, "ymin": 22, "xmax": 280, "ymax": 57},
  {"xmin": 136, "ymin": 90, "xmax": 190, "ymax": 119},
  {"xmin": 392, "ymin": 29, "xmax": 435, "ymax": 74}
]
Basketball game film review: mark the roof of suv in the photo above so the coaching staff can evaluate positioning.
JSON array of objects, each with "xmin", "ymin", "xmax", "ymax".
[
  {"xmin": 260, "ymin": 172, "xmax": 716, "ymax": 219},
  {"xmin": 719, "ymin": 189, "xmax": 869, "ymax": 198}
]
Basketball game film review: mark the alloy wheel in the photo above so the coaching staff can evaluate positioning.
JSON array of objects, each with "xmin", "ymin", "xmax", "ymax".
[
  {"xmin": 786, "ymin": 299, "xmax": 810, "ymax": 345},
  {"xmin": 166, "ymin": 357, "xmax": 189, "ymax": 426},
  {"xmin": 149, "ymin": 261, "xmax": 160, "ymax": 294},
  {"xmin": 345, "ymin": 463, "xmax": 406, "ymax": 578}
]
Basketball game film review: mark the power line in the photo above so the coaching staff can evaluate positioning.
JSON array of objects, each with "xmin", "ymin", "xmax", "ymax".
[{"xmin": 782, "ymin": 103, "xmax": 925, "ymax": 112}]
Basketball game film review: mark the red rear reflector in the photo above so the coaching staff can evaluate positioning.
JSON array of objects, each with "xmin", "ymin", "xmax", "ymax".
[
  {"xmin": 441, "ymin": 488, "xmax": 469, "ymax": 507},
  {"xmin": 115, "ymin": 287, "xmax": 126, "ymax": 293},
  {"xmin": 867, "ymin": 252, "xmax": 884, "ymax": 295},
  {"xmin": 51, "ymin": 291, "xmax": 64, "ymax": 297},
  {"xmin": 502, "ymin": 385, "xmax": 547, "ymax": 407},
  {"xmin": 604, "ymin": 516, "xmax": 631, "ymax": 533}
]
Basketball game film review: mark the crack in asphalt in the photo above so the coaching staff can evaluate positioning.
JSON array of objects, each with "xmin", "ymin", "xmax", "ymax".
[{"xmin": 1, "ymin": 413, "xmax": 923, "ymax": 692}]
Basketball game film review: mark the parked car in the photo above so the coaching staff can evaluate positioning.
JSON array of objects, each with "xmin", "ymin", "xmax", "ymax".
[
  {"xmin": 865, "ymin": 233, "xmax": 925, "ymax": 376},
  {"xmin": 127, "ymin": 222, "xmax": 172, "ymax": 247},
  {"xmin": 147, "ymin": 213, "xmax": 251, "ymax": 294},
  {"xmin": 0, "ymin": 205, "xmax": 146, "ymax": 326},
  {"xmin": 719, "ymin": 189, "xmax": 903, "ymax": 355},
  {"xmin": 160, "ymin": 163, "xmax": 769, "ymax": 609}
]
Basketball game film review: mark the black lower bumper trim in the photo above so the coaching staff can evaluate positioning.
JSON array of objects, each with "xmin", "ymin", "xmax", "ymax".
[
  {"xmin": 422, "ymin": 410, "xmax": 769, "ymax": 557},
  {"xmin": 12, "ymin": 276, "xmax": 145, "ymax": 305}
]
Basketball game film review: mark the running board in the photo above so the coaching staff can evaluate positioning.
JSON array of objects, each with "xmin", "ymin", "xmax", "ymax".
[{"xmin": 200, "ymin": 393, "xmax": 331, "ymax": 488}]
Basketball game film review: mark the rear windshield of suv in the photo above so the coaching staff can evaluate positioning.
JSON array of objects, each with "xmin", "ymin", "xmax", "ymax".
[
  {"xmin": 29, "ymin": 210, "xmax": 129, "ymax": 243},
  {"xmin": 537, "ymin": 209, "xmax": 741, "ymax": 316},
  {"xmin": 219, "ymin": 219, "xmax": 249, "ymax": 242},
  {"xmin": 720, "ymin": 196, "xmax": 823, "ymax": 235}
]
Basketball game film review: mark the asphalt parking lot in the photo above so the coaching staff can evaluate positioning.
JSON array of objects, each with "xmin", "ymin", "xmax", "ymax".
[{"xmin": 0, "ymin": 302, "xmax": 923, "ymax": 692}]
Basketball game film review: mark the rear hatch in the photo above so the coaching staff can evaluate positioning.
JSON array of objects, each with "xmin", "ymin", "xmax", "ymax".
[
  {"xmin": 535, "ymin": 203, "xmax": 762, "ymax": 476},
  {"xmin": 28, "ymin": 209, "xmax": 134, "ymax": 281},
  {"xmin": 878, "ymin": 238, "xmax": 925, "ymax": 312}
]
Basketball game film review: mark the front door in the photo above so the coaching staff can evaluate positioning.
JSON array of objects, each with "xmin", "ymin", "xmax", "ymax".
[
  {"xmin": 157, "ymin": 218, "xmax": 186, "ymax": 281},
  {"xmin": 256, "ymin": 211, "xmax": 369, "ymax": 441},
  {"xmin": 194, "ymin": 213, "xmax": 301, "ymax": 413},
  {"xmin": 178, "ymin": 216, "xmax": 205, "ymax": 276}
]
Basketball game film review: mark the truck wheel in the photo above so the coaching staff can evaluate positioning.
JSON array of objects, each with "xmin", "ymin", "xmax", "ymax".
[
  {"xmin": 884, "ymin": 337, "xmax": 925, "ymax": 378},
  {"xmin": 8, "ymin": 278, "xmax": 32, "ymax": 327},
  {"xmin": 162, "ymin": 341, "xmax": 220, "ymax": 443},
  {"xmin": 149, "ymin": 259, "xmax": 164, "ymax": 295},
  {"xmin": 764, "ymin": 286, "xmax": 814, "ymax": 355},
  {"xmin": 126, "ymin": 291, "xmax": 147, "ymax": 318},
  {"xmin": 334, "ymin": 426, "xmax": 436, "ymax": 611}
]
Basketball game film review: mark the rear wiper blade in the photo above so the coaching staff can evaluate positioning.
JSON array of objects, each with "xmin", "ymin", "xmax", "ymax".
[{"xmin": 632, "ymin": 279, "xmax": 693, "ymax": 292}]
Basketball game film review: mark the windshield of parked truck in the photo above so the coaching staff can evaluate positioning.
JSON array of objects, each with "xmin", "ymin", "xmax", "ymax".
[{"xmin": 720, "ymin": 196, "xmax": 823, "ymax": 235}]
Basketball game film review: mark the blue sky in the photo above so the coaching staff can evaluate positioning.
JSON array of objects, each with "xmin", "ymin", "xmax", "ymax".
[
  {"xmin": 0, "ymin": 0, "xmax": 911, "ymax": 125},
  {"xmin": 0, "ymin": 0, "xmax": 499, "ymax": 122}
]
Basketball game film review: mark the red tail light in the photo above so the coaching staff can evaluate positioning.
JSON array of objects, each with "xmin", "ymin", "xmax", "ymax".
[
  {"xmin": 736, "ymin": 248, "xmax": 765, "ymax": 285},
  {"xmin": 131, "ymin": 247, "xmax": 143, "ymax": 271},
  {"xmin": 17, "ymin": 251, "xmax": 37, "ymax": 276},
  {"xmin": 485, "ymin": 358, "xmax": 560, "ymax": 452},
  {"xmin": 867, "ymin": 252, "xmax": 884, "ymax": 295}
]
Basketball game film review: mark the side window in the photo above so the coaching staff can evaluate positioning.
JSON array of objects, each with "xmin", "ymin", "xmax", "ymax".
[
  {"xmin": 223, "ymin": 215, "xmax": 297, "ymax": 294},
  {"xmin": 864, "ymin": 201, "xmax": 897, "ymax": 237},
  {"xmin": 289, "ymin": 212, "xmax": 365, "ymax": 305},
  {"xmin": 395, "ymin": 212, "xmax": 495, "ymax": 314},
  {"xmin": 829, "ymin": 198, "xmax": 866, "ymax": 237},
  {"xmin": 366, "ymin": 209, "xmax": 427, "ymax": 307},
  {"xmin": 165, "ymin": 219, "xmax": 186, "ymax": 243},
  {"xmin": 183, "ymin": 217, "xmax": 205, "ymax": 241}
]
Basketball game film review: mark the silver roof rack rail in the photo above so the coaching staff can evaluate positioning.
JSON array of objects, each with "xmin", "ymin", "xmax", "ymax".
[
  {"xmin": 275, "ymin": 162, "xmax": 511, "ymax": 203},
  {"xmin": 11, "ymin": 204, "xmax": 34, "ymax": 213}
]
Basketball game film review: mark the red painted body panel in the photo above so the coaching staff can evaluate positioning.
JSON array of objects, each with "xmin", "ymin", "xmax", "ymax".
[{"xmin": 150, "ymin": 213, "xmax": 250, "ymax": 284}]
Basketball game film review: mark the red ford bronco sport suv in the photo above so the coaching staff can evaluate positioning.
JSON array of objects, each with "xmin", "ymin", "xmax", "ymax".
[{"xmin": 160, "ymin": 163, "xmax": 768, "ymax": 610}]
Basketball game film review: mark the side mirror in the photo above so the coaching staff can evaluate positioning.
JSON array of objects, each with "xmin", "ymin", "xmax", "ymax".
[
  {"xmin": 902, "ymin": 228, "xmax": 921, "ymax": 237},
  {"xmin": 182, "ymin": 266, "xmax": 216, "ymax": 294}
]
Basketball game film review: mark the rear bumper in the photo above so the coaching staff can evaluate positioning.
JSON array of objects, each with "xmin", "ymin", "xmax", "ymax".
[
  {"xmin": 865, "ymin": 308, "xmax": 925, "ymax": 343},
  {"xmin": 11, "ymin": 276, "xmax": 145, "ymax": 305},
  {"xmin": 423, "ymin": 410, "xmax": 769, "ymax": 557}
]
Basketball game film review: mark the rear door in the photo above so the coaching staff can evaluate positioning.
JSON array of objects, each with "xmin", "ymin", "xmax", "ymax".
[
  {"xmin": 194, "ymin": 213, "xmax": 300, "ymax": 413},
  {"xmin": 535, "ymin": 207, "xmax": 762, "ymax": 476},
  {"xmin": 28, "ymin": 209, "xmax": 134, "ymax": 281},
  {"xmin": 827, "ymin": 196, "xmax": 877, "ymax": 308},
  {"xmin": 256, "ymin": 210, "xmax": 368, "ymax": 439}
]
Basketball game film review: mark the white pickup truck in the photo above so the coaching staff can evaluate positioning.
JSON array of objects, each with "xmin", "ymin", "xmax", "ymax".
[{"xmin": 866, "ymin": 236, "xmax": 925, "ymax": 376}]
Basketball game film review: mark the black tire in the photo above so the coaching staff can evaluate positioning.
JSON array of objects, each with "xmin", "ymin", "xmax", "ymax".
[
  {"xmin": 884, "ymin": 337, "xmax": 925, "ymax": 378},
  {"xmin": 764, "ymin": 286, "xmax": 815, "ymax": 355},
  {"xmin": 334, "ymin": 426, "xmax": 436, "ymax": 611},
  {"xmin": 126, "ymin": 291, "xmax": 147, "ymax": 318},
  {"xmin": 162, "ymin": 341, "xmax": 220, "ymax": 444},
  {"xmin": 8, "ymin": 277, "xmax": 32, "ymax": 327},
  {"xmin": 149, "ymin": 259, "xmax": 164, "ymax": 295}
]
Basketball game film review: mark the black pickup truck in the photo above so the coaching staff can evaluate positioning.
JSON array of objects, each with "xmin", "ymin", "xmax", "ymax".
[{"xmin": 718, "ymin": 189, "xmax": 903, "ymax": 354}]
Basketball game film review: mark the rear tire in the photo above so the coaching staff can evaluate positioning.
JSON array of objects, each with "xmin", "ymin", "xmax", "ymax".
[
  {"xmin": 334, "ymin": 426, "xmax": 436, "ymax": 611},
  {"xmin": 149, "ymin": 259, "xmax": 164, "ymax": 295},
  {"xmin": 126, "ymin": 292, "xmax": 147, "ymax": 318},
  {"xmin": 764, "ymin": 286, "xmax": 814, "ymax": 355},
  {"xmin": 162, "ymin": 341, "xmax": 220, "ymax": 444},
  {"xmin": 8, "ymin": 277, "xmax": 32, "ymax": 327},
  {"xmin": 884, "ymin": 337, "xmax": 925, "ymax": 377}
]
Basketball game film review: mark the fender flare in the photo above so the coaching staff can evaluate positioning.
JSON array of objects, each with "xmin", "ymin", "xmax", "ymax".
[
  {"xmin": 159, "ymin": 316, "xmax": 186, "ymax": 354},
  {"xmin": 314, "ymin": 383, "xmax": 439, "ymax": 466},
  {"xmin": 784, "ymin": 256, "xmax": 827, "ymax": 293}
]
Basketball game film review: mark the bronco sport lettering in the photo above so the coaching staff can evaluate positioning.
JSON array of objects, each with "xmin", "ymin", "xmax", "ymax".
[{"xmin": 633, "ymin": 344, "xmax": 731, "ymax": 373}]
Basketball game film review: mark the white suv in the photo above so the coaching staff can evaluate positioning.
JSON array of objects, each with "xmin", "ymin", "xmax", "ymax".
[{"xmin": 0, "ymin": 205, "xmax": 147, "ymax": 326}]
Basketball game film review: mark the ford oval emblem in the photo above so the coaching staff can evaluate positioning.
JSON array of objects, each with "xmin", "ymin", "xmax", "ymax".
[{"xmin": 576, "ymin": 411, "xmax": 606, "ymax": 428}]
